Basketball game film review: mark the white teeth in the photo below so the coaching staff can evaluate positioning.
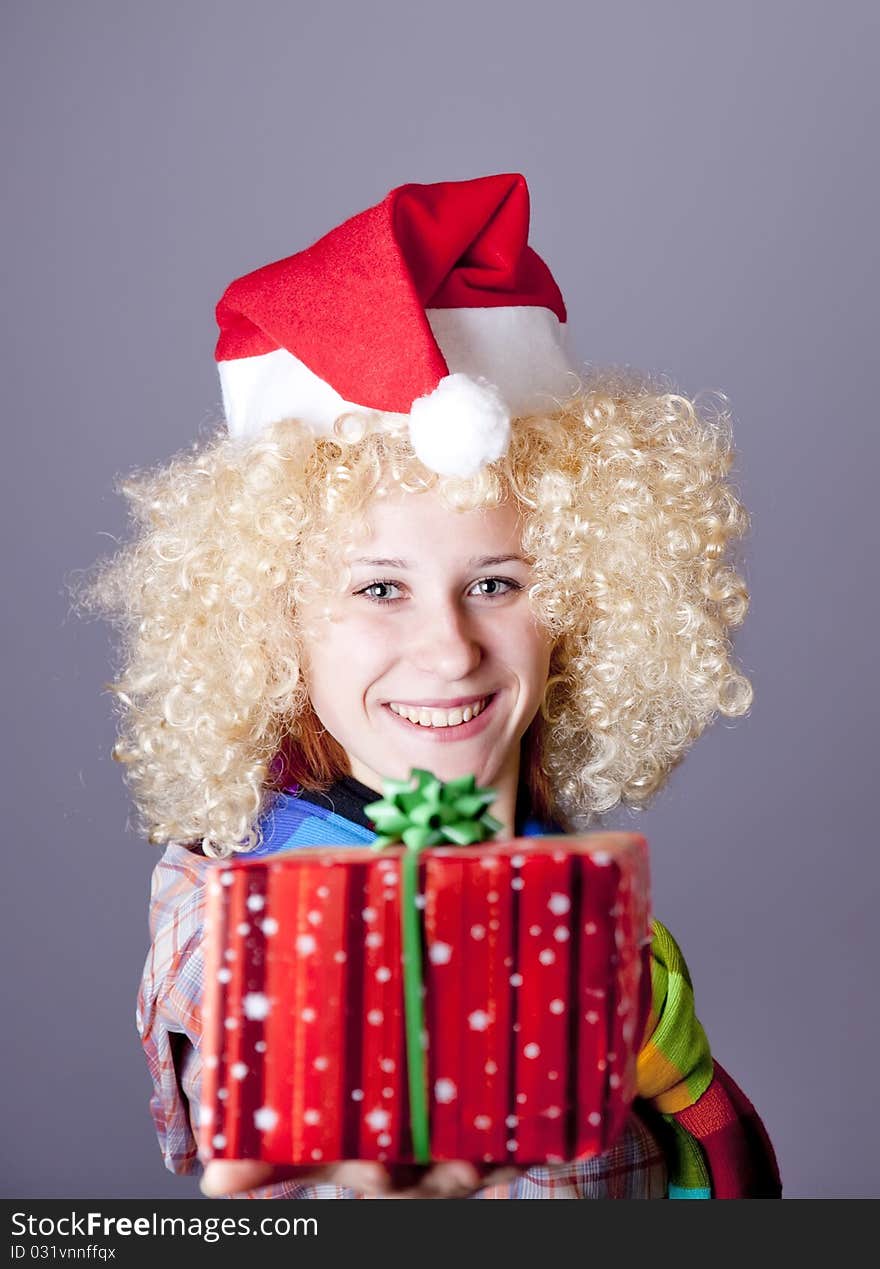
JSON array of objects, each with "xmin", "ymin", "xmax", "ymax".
[{"xmin": 389, "ymin": 697, "xmax": 489, "ymax": 728}]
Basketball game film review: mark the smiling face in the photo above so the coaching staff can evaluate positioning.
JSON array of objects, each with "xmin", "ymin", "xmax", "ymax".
[{"xmin": 298, "ymin": 487, "xmax": 554, "ymax": 821}]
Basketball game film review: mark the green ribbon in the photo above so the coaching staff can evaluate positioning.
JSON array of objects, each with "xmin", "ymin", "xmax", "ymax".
[{"xmin": 364, "ymin": 768, "xmax": 503, "ymax": 1163}]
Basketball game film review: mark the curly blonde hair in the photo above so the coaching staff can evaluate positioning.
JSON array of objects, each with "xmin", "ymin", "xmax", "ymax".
[{"xmin": 78, "ymin": 368, "xmax": 752, "ymax": 858}]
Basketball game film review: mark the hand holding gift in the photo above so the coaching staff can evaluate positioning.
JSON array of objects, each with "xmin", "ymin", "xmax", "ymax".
[{"xmin": 200, "ymin": 1157, "xmax": 522, "ymax": 1198}]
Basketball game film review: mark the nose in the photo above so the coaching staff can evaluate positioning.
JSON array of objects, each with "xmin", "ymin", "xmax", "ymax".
[{"xmin": 406, "ymin": 598, "xmax": 483, "ymax": 682}]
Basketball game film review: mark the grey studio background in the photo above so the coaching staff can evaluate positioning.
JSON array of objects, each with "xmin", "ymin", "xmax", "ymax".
[{"xmin": 2, "ymin": 0, "xmax": 877, "ymax": 1200}]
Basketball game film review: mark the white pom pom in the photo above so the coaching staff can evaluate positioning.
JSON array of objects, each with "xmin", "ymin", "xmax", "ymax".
[{"xmin": 408, "ymin": 374, "xmax": 511, "ymax": 478}]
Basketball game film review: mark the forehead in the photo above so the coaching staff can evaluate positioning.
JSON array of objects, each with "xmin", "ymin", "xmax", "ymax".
[{"xmin": 348, "ymin": 489, "xmax": 525, "ymax": 562}]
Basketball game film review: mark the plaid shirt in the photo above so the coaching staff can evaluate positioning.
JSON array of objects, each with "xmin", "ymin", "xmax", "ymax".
[{"xmin": 137, "ymin": 797, "xmax": 675, "ymax": 1200}]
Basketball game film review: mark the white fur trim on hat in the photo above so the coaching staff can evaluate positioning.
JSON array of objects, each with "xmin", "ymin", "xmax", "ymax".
[
  {"xmin": 408, "ymin": 374, "xmax": 512, "ymax": 478},
  {"xmin": 219, "ymin": 307, "xmax": 577, "ymax": 451},
  {"xmin": 218, "ymin": 347, "xmax": 367, "ymax": 443},
  {"xmin": 426, "ymin": 306, "xmax": 575, "ymax": 414}
]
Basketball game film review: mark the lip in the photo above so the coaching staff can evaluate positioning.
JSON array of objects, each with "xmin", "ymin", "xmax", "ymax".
[{"xmin": 382, "ymin": 693, "xmax": 498, "ymax": 743}]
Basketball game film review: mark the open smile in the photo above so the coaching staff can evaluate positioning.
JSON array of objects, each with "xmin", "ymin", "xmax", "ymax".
[{"xmin": 382, "ymin": 693, "xmax": 498, "ymax": 743}]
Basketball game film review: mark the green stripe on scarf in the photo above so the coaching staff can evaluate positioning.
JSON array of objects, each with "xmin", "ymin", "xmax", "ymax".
[
  {"xmin": 640, "ymin": 919, "xmax": 714, "ymax": 1109},
  {"xmin": 639, "ymin": 919, "xmax": 715, "ymax": 1197},
  {"xmin": 662, "ymin": 1119, "xmax": 712, "ymax": 1197}
]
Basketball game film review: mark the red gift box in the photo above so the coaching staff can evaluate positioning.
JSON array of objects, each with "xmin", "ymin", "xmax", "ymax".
[{"xmin": 200, "ymin": 833, "xmax": 652, "ymax": 1167}]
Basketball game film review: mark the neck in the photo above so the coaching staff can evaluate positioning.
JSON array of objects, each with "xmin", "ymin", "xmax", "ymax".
[{"xmin": 488, "ymin": 745, "xmax": 520, "ymax": 839}]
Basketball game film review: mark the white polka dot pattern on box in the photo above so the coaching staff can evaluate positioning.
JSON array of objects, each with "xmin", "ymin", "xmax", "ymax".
[
  {"xmin": 467, "ymin": 1009, "xmax": 490, "ymax": 1032},
  {"xmin": 434, "ymin": 1078, "xmax": 457, "ymax": 1104},
  {"xmin": 242, "ymin": 993, "xmax": 271, "ymax": 1021},
  {"xmin": 199, "ymin": 831, "xmax": 651, "ymax": 1167}
]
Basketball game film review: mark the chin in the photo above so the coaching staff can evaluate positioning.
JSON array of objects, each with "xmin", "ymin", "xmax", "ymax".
[
  {"xmin": 439, "ymin": 755, "xmax": 495, "ymax": 783},
  {"xmin": 399, "ymin": 753, "xmax": 474, "ymax": 780}
]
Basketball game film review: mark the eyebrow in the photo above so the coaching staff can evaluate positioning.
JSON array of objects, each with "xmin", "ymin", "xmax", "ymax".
[{"xmin": 351, "ymin": 554, "xmax": 529, "ymax": 569}]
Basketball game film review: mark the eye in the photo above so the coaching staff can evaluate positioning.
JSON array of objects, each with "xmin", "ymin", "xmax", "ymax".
[
  {"xmin": 359, "ymin": 580, "xmax": 403, "ymax": 604},
  {"xmin": 472, "ymin": 577, "xmax": 520, "ymax": 598}
]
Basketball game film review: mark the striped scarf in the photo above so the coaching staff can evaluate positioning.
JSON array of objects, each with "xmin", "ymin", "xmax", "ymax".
[{"xmin": 639, "ymin": 920, "xmax": 781, "ymax": 1197}]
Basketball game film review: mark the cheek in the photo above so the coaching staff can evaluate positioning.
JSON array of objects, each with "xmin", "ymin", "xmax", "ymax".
[
  {"xmin": 502, "ymin": 620, "xmax": 553, "ymax": 682},
  {"xmin": 301, "ymin": 620, "xmax": 387, "ymax": 704}
]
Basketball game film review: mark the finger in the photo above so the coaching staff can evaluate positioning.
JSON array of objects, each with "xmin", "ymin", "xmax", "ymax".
[
  {"xmin": 325, "ymin": 1161, "xmax": 391, "ymax": 1195},
  {"xmin": 472, "ymin": 1165, "xmax": 522, "ymax": 1190},
  {"xmin": 201, "ymin": 1160, "xmax": 294, "ymax": 1196},
  {"xmin": 414, "ymin": 1162, "xmax": 482, "ymax": 1198},
  {"xmin": 380, "ymin": 1162, "xmax": 477, "ymax": 1199},
  {"xmin": 200, "ymin": 1158, "xmax": 389, "ymax": 1197}
]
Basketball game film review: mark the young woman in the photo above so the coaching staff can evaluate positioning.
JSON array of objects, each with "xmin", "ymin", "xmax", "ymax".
[{"xmin": 85, "ymin": 173, "xmax": 780, "ymax": 1199}]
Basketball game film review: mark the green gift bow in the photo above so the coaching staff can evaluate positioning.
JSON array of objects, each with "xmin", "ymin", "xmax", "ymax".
[{"xmin": 364, "ymin": 769, "xmax": 504, "ymax": 1163}]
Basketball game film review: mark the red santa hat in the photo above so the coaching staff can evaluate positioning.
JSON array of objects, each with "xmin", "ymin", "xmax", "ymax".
[{"xmin": 215, "ymin": 173, "xmax": 577, "ymax": 478}]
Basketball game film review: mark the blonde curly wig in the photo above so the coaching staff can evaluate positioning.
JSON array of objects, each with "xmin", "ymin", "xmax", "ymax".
[{"xmin": 78, "ymin": 368, "xmax": 752, "ymax": 858}]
